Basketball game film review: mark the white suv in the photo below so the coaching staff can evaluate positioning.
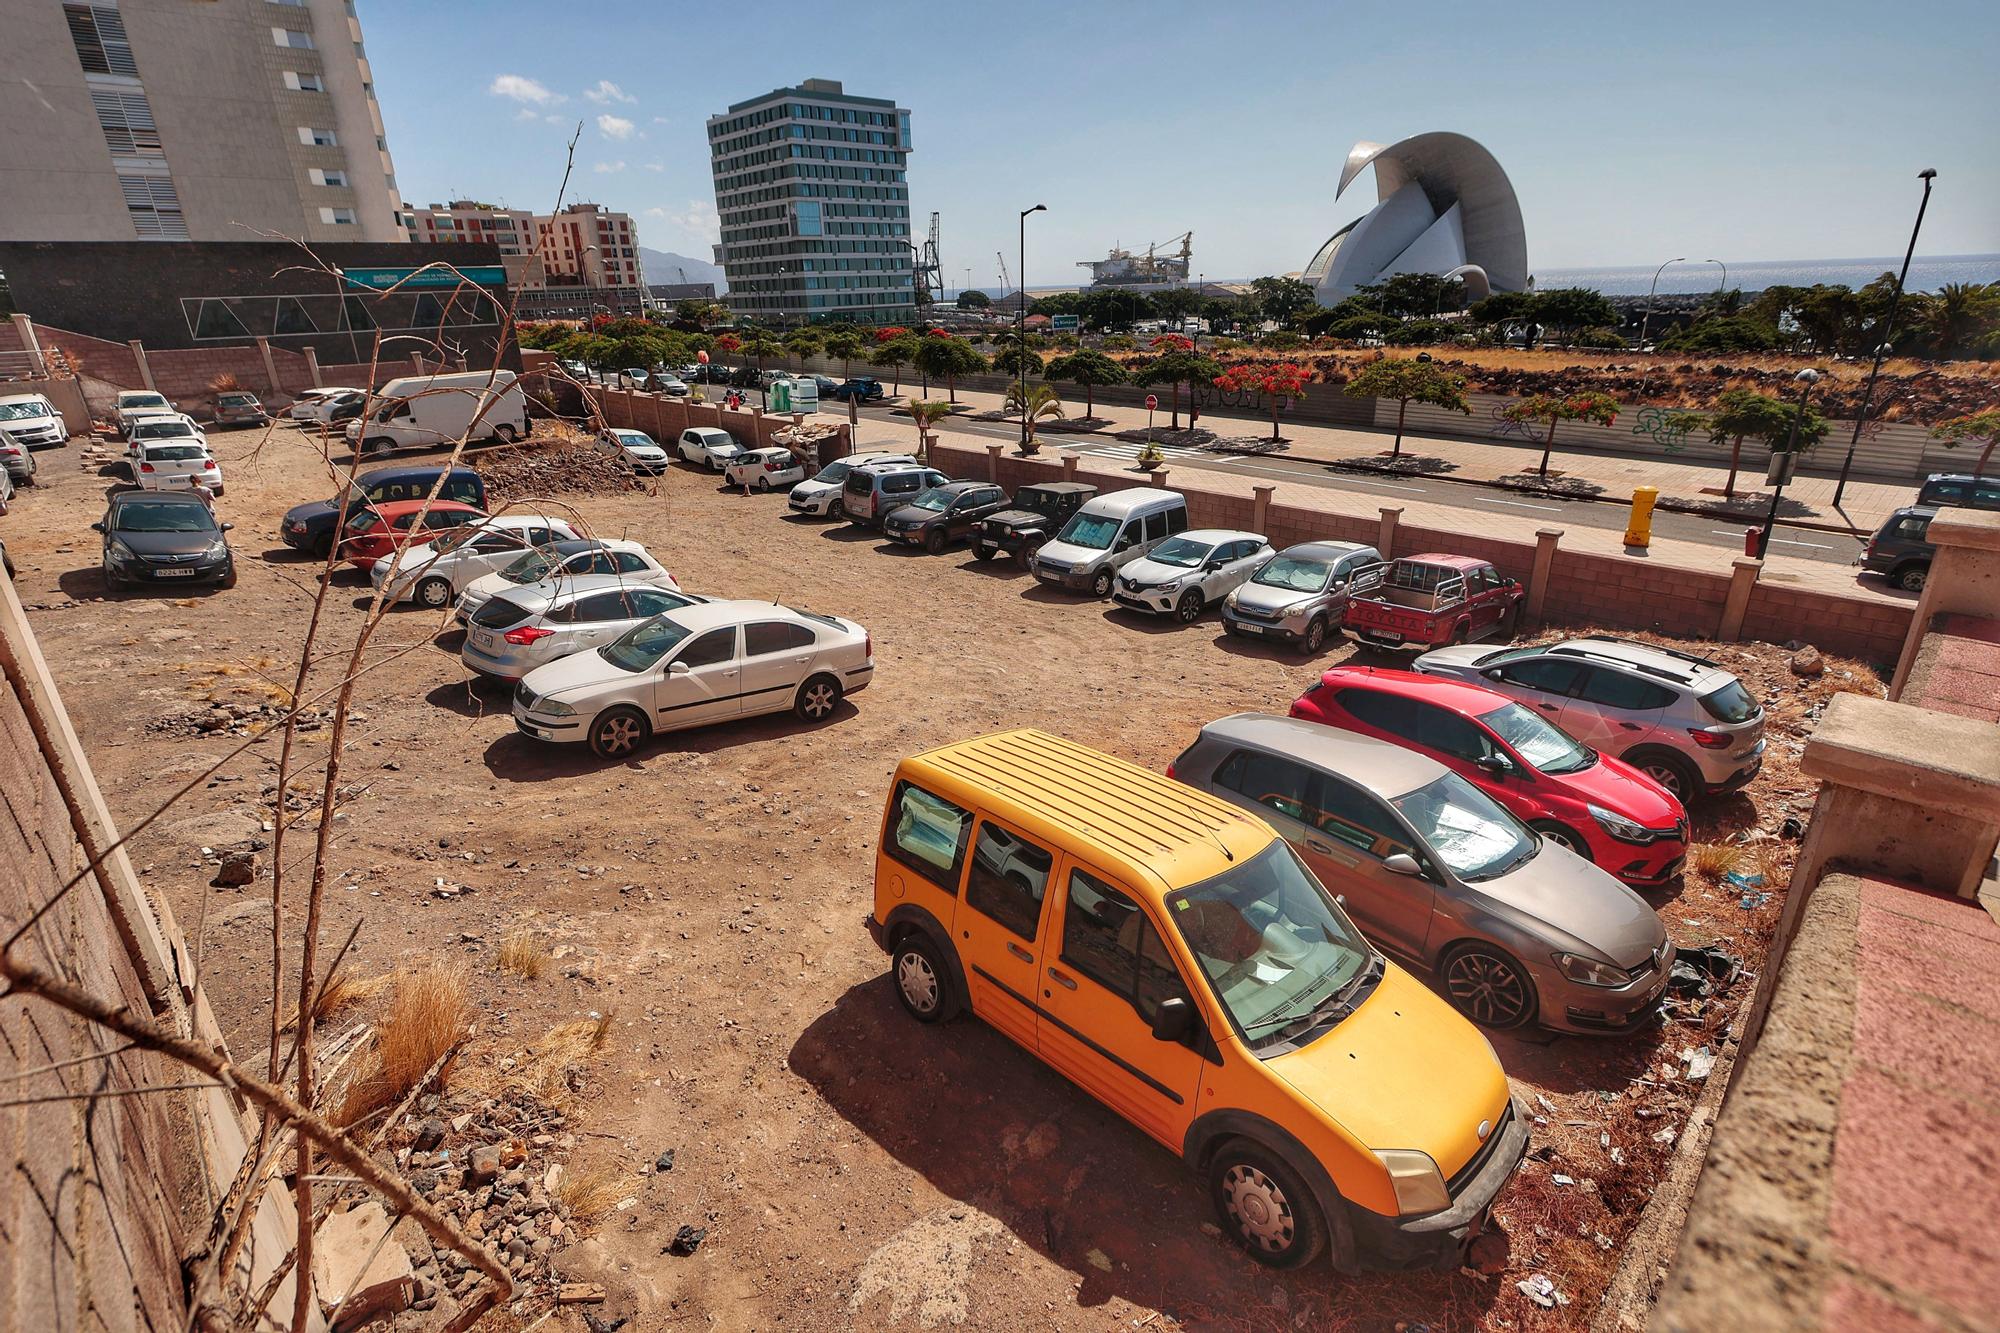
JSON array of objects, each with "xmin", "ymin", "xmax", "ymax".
[
  {"xmin": 1110, "ymin": 529, "xmax": 1274, "ymax": 623},
  {"xmin": 1413, "ymin": 635, "xmax": 1766, "ymax": 801},
  {"xmin": 787, "ymin": 452, "xmax": 916, "ymax": 518}
]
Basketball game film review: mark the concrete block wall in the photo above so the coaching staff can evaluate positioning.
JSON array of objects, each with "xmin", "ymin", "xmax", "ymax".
[
  {"xmin": 1741, "ymin": 582, "xmax": 1913, "ymax": 664},
  {"xmin": 593, "ymin": 387, "xmax": 850, "ymax": 454}
]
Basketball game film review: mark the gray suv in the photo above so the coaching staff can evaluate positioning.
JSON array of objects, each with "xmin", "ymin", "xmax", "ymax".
[
  {"xmin": 1411, "ymin": 636, "xmax": 1765, "ymax": 802},
  {"xmin": 1173, "ymin": 714, "xmax": 1672, "ymax": 1034},
  {"xmin": 1859, "ymin": 505, "xmax": 1935, "ymax": 592},
  {"xmin": 841, "ymin": 463, "xmax": 949, "ymax": 528},
  {"xmin": 1222, "ymin": 540, "xmax": 1382, "ymax": 654}
]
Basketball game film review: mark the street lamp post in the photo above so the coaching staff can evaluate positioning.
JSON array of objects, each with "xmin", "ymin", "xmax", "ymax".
[
  {"xmin": 1018, "ymin": 204, "xmax": 1046, "ymax": 449},
  {"xmin": 1756, "ymin": 368, "xmax": 1822, "ymax": 559},
  {"xmin": 1706, "ymin": 258, "xmax": 1727, "ymax": 297},
  {"xmin": 1834, "ymin": 168, "xmax": 1937, "ymax": 508},
  {"xmin": 1637, "ymin": 257, "xmax": 1685, "ymax": 348}
]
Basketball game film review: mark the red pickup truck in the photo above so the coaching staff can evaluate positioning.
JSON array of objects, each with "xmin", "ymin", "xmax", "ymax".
[{"xmin": 1340, "ymin": 553, "xmax": 1524, "ymax": 650}]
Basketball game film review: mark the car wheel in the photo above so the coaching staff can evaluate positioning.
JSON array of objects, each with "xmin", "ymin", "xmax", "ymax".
[
  {"xmin": 795, "ymin": 672, "xmax": 843, "ymax": 723},
  {"xmin": 587, "ymin": 706, "xmax": 650, "ymax": 760},
  {"xmin": 1016, "ymin": 537, "xmax": 1044, "ymax": 570},
  {"xmin": 311, "ymin": 533, "xmax": 335, "ymax": 561},
  {"xmin": 828, "ymin": 497, "xmax": 845, "ymax": 519},
  {"xmin": 1175, "ymin": 590, "xmax": 1205, "ymax": 624},
  {"xmin": 493, "ymin": 423, "xmax": 519, "ymax": 444},
  {"xmin": 1441, "ymin": 942, "xmax": 1539, "ymax": 1030},
  {"xmin": 1627, "ymin": 748, "xmax": 1701, "ymax": 803},
  {"xmin": 366, "ymin": 437, "xmax": 395, "ymax": 457},
  {"xmin": 924, "ymin": 528, "xmax": 946, "ymax": 555},
  {"xmin": 1301, "ymin": 616, "xmax": 1328, "ymax": 654},
  {"xmin": 971, "ymin": 544, "xmax": 995, "ymax": 562},
  {"xmin": 755, "ymin": 476, "xmax": 771, "ymax": 492},
  {"xmin": 1090, "ymin": 569, "xmax": 1113, "ymax": 598},
  {"xmin": 1449, "ymin": 617, "xmax": 1470, "ymax": 645},
  {"xmin": 1896, "ymin": 563, "xmax": 1928, "ymax": 593},
  {"xmin": 1206, "ymin": 1139, "xmax": 1327, "ymax": 1269},
  {"xmin": 1530, "ymin": 820, "xmax": 1592, "ymax": 861},
  {"xmin": 890, "ymin": 932, "xmax": 959, "ymax": 1023},
  {"xmin": 415, "ymin": 576, "xmax": 453, "ymax": 610}
]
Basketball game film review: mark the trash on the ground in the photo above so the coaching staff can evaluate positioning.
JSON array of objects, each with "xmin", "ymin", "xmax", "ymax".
[
  {"xmin": 654, "ymin": 1149, "xmax": 676, "ymax": 1173},
  {"xmin": 582, "ymin": 1313, "xmax": 628, "ymax": 1333},
  {"xmin": 1517, "ymin": 1274, "xmax": 1569, "ymax": 1308},
  {"xmin": 1739, "ymin": 889, "xmax": 1771, "ymax": 910},
  {"xmin": 1610, "ymin": 1146, "xmax": 1625, "ymax": 1165},
  {"xmin": 1535, "ymin": 1093, "xmax": 1557, "ymax": 1115},
  {"xmin": 665, "ymin": 1225, "xmax": 707, "ymax": 1257},
  {"xmin": 1724, "ymin": 869, "xmax": 1765, "ymax": 889},
  {"xmin": 1681, "ymin": 1046, "xmax": 1718, "ymax": 1080},
  {"xmin": 1085, "ymin": 1247, "xmax": 1114, "ymax": 1273},
  {"xmin": 1653, "ymin": 1126, "xmax": 1679, "ymax": 1145},
  {"xmin": 1668, "ymin": 945, "xmax": 1744, "ymax": 998},
  {"xmin": 1780, "ymin": 816, "xmax": 1805, "ymax": 839},
  {"xmin": 1551, "ymin": 1173, "xmax": 1576, "ymax": 1187}
]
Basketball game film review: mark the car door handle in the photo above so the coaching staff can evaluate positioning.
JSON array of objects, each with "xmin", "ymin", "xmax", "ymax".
[
  {"xmin": 1536, "ymin": 702, "xmax": 1560, "ymax": 712},
  {"xmin": 1047, "ymin": 967, "xmax": 1077, "ymax": 991},
  {"xmin": 1619, "ymin": 722, "xmax": 1643, "ymax": 731},
  {"xmin": 1305, "ymin": 838, "xmax": 1335, "ymax": 855},
  {"xmin": 1006, "ymin": 942, "xmax": 1034, "ymax": 963}
]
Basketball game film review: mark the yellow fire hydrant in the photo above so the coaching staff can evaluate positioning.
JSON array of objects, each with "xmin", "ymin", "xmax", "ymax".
[{"xmin": 1625, "ymin": 486, "xmax": 1658, "ymax": 548}]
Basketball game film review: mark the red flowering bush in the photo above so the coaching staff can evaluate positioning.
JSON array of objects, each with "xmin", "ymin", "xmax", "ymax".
[
  {"xmin": 714, "ymin": 333, "xmax": 741, "ymax": 353},
  {"xmin": 875, "ymin": 326, "xmax": 911, "ymax": 343},
  {"xmin": 927, "ymin": 328, "xmax": 953, "ymax": 338},
  {"xmin": 1213, "ymin": 361, "xmax": 1313, "ymax": 441},
  {"xmin": 1149, "ymin": 333, "xmax": 1195, "ymax": 353}
]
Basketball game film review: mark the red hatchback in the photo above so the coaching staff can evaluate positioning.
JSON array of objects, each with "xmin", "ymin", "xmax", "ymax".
[
  {"xmin": 1290, "ymin": 665, "xmax": 1688, "ymax": 886},
  {"xmin": 338, "ymin": 499, "xmax": 487, "ymax": 572}
]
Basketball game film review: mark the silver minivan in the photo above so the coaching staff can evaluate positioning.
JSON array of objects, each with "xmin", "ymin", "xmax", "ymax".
[
  {"xmin": 1223, "ymin": 540, "xmax": 1383, "ymax": 653},
  {"xmin": 1029, "ymin": 486, "xmax": 1190, "ymax": 597}
]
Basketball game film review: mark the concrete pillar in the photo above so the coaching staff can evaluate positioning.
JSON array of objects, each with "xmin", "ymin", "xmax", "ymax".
[
  {"xmin": 9, "ymin": 315, "xmax": 44, "ymax": 376},
  {"xmin": 1376, "ymin": 506, "xmax": 1403, "ymax": 560},
  {"xmin": 1891, "ymin": 511, "xmax": 2000, "ymax": 699},
  {"xmin": 255, "ymin": 337, "xmax": 280, "ymax": 396},
  {"xmin": 128, "ymin": 340, "xmax": 155, "ymax": 392},
  {"xmin": 1061, "ymin": 454, "xmax": 1079, "ymax": 481},
  {"xmin": 1526, "ymin": 527, "xmax": 1563, "ymax": 626},
  {"xmin": 1252, "ymin": 484, "xmax": 1275, "ymax": 535},
  {"xmin": 1719, "ymin": 557, "xmax": 1763, "ymax": 641},
  {"xmin": 985, "ymin": 443, "xmax": 1003, "ymax": 482},
  {"xmin": 304, "ymin": 347, "xmax": 324, "ymax": 388},
  {"xmin": 1149, "ymin": 467, "xmax": 1170, "ymax": 489}
]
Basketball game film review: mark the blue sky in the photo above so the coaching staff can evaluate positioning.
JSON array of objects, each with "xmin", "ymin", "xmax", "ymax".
[{"xmin": 366, "ymin": 0, "xmax": 1999, "ymax": 287}]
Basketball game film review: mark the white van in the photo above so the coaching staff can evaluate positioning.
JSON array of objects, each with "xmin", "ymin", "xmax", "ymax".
[
  {"xmin": 0, "ymin": 393, "xmax": 70, "ymax": 449},
  {"xmin": 344, "ymin": 370, "xmax": 530, "ymax": 456},
  {"xmin": 1029, "ymin": 486, "xmax": 1190, "ymax": 597}
]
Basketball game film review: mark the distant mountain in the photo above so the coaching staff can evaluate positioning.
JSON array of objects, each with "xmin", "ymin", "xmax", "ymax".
[{"xmin": 640, "ymin": 247, "xmax": 726, "ymax": 294}]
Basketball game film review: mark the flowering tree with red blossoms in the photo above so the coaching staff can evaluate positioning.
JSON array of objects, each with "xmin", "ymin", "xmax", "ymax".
[
  {"xmin": 875, "ymin": 326, "xmax": 911, "ymax": 343},
  {"xmin": 1215, "ymin": 362, "xmax": 1313, "ymax": 442}
]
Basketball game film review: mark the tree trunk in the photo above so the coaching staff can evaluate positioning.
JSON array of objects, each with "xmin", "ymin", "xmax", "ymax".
[
  {"xmin": 1538, "ymin": 416, "xmax": 1558, "ymax": 478},
  {"xmin": 947, "ymin": 374, "xmax": 957, "ymax": 405},
  {"xmin": 1084, "ymin": 383, "xmax": 1095, "ymax": 418},
  {"xmin": 1171, "ymin": 381, "xmax": 1181, "ymax": 430},
  {"xmin": 1725, "ymin": 433, "xmax": 1744, "ymax": 498},
  {"xmin": 1393, "ymin": 398, "xmax": 1408, "ymax": 459},
  {"xmin": 1271, "ymin": 398, "xmax": 1281, "ymax": 443},
  {"xmin": 1977, "ymin": 436, "xmax": 1997, "ymax": 478}
]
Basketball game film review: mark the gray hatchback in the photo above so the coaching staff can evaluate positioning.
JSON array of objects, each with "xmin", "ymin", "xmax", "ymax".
[
  {"xmin": 1222, "ymin": 540, "xmax": 1382, "ymax": 654},
  {"xmin": 1172, "ymin": 713, "xmax": 1671, "ymax": 1035}
]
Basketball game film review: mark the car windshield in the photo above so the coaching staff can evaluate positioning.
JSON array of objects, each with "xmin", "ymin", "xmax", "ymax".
[
  {"xmin": 138, "ymin": 423, "xmax": 194, "ymax": 439},
  {"xmin": 1148, "ymin": 537, "xmax": 1213, "ymax": 569},
  {"xmin": 0, "ymin": 402, "xmax": 50, "ymax": 420},
  {"xmin": 122, "ymin": 394, "xmax": 168, "ymax": 410},
  {"xmin": 115, "ymin": 501, "xmax": 213, "ymax": 533},
  {"xmin": 1392, "ymin": 773, "xmax": 1538, "ymax": 882},
  {"xmin": 1252, "ymin": 556, "xmax": 1332, "ymax": 593},
  {"xmin": 812, "ymin": 461, "xmax": 852, "ymax": 483},
  {"xmin": 1699, "ymin": 680, "xmax": 1760, "ymax": 723},
  {"xmin": 908, "ymin": 488, "xmax": 951, "ymax": 512},
  {"xmin": 145, "ymin": 445, "xmax": 206, "ymax": 462},
  {"xmin": 1473, "ymin": 645, "xmax": 1541, "ymax": 667},
  {"xmin": 614, "ymin": 432, "xmax": 651, "ymax": 448},
  {"xmin": 1170, "ymin": 842, "xmax": 1376, "ymax": 1053},
  {"xmin": 1481, "ymin": 702, "xmax": 1595, "ymax": 775},
  {"xmin": 1057, "ymin": 511, "xmax": 1119, "ymax": 550},
  {"xmin": 601, "ymin": 615, "xmax": 693, "ymax": 672}
]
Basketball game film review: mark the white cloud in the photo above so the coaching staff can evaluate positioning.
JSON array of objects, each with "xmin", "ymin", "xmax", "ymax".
[
  {"xmin": 659, "ymin": 199, "xmax": 720, "ymax": 244},
  {"xmin": 644, "ymin": 207, "xmax": 668, "ymax": 219},
  {"xmin": 596, "ymin": 114, "xmax": 635, "ymax": 140},
  {"xmin": 544, "ymin": 114, "xmax": 567, "ymax": 126},
  {"xmin": 643, "ymin": 162, "xmax": 664, "ymax": 173},
  {"xmin": 489, "ymin": 74, "xmax": 562, "ymax": 106},
  {"xmin": 592, "ymin": 160, "xmax": 627, "ymax": 174},
  {"xmin": 651, "ymin": 116, "xmax": 670, "ymax": 125},
  {"xmin": 514, "ymin": 107, "xmax": 540, "ymax": 123},
  {"xmin": 582, "ymin": 80, "xmax": 636, "ymax": 105}
]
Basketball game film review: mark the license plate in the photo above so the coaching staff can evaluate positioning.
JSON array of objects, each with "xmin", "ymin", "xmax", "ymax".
[
  {"xmin": 1375, "ymin": 630, "xmax": 1403, "ymax": 642},
  {"xmin": 473, "ymin": 631, "xmax": 497, "ymax": 651},
  {"xmin": 154, "ymin": 567, "xmax": 197, "ymax": 578}
]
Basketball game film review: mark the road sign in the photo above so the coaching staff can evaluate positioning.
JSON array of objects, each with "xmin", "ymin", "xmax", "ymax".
[
  {"xmin": 1050, "ymin": 314, "xmax": 1080, "ymax": 331},
  {"xmin": 1145, "ymin": 394, "xmax": 1158, "ymax": 410},
  {"xmin": 338, "ymin": 265, "xmax": 508, "ymax": 291}
]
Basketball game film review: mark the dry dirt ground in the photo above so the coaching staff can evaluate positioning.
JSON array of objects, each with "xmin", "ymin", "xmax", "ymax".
[{"xmin": 4, "ymin": 421, "xmax": 1863, "ymax": 1332}]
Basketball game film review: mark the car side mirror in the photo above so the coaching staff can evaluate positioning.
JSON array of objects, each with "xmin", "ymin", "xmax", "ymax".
[
  {"xmin": 668, "ymin": 660, "xmax": 691, "ymax": 675},
  {"xmin": 1149, "ymin": 996, "xmax": 1196, "ymax": 1044},
  {"xmin": 1383, "ymin": 853, "xmax": 1425, "ymax": 877},
  {"xmin": 91, "ymin": 522, "xmax": 106, "ymax": 533},
  {"xmin": 1482, "ymin": 668, "xmax": 1504, "ymax": 681},
  {"xmin": 1203, "ymin": 560, "xmax": 1224, "ymax": 572},
  {"xmin": 220, "ymin": 522, "xmax": 234, "ymax": 532},
  {"xmin": 1476, "ymin": 753, "xmax": 1513, "ymax": 776}
]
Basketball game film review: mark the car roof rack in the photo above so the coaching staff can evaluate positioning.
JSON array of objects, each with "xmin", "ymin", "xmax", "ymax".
[
  {"xmin": 1570, "ymin": 634, "xmax": 1720, "ymax": 671},
  {"xmin": 1544, "ymin": 642, "xmax": 1700, "ymax": 686}
]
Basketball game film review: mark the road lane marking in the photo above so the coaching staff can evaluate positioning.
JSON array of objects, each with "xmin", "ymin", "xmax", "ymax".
[
  {"xmin": 1475, "ymin": 496, "xmax": 1564, "ymax": 512},
  {"xmin": 1709, "ymin": 529, "xmax": 1834, "ymax": 550}
]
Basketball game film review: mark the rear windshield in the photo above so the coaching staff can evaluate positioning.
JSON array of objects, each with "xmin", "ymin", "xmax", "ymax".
[
  {"xmin": 844, "ymin": 472, "xmax": 873, "ymax": 494},
  {"xmin": 145, "ymin": 445, "xmax": 206, "ymax": 461},
  {"xmin": 469, "ymin": 597, "xmax": 534, "ymax": 630},
  {"xmin": 1698, "ymin": 681, "xmax": 1761, "ymax": 723}
]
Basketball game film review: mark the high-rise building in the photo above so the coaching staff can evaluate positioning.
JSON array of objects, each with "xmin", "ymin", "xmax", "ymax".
[
  {"xmin": 706, "ymin": 78, "xmax": 914, "ymax": 325},
  {"xmin": 0, "ymin": 0, "xmax": 403, "ymax": 243}
]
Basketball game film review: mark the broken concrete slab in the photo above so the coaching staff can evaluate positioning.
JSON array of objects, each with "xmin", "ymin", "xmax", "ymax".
[{"xmin": 312, "ymin": 1201, "xmax": 414, "ymax": 1329}]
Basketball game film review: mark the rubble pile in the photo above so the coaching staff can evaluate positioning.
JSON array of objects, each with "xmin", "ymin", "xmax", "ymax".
[
  {"xmin": 769, "ymin": 419, "xmax": 845, "ymax": 449},
  {"xmin": 479, "ymin": 442, "xmax": 647, "ymax": 506}
]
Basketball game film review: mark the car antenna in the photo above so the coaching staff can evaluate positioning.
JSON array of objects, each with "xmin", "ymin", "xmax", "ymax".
[{"xmin": 1205, "ymin": 825, "xmax": 1235, "ymax": 863}]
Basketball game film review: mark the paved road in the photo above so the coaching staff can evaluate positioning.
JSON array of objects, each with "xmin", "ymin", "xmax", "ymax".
[{"xmin": 847, "ymin": 403, "xmax": 1868, "ymax": 568}]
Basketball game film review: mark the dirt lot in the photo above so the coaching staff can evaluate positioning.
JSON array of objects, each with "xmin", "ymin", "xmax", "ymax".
[{"xmin": 4, "ymin": 420, "xmax": 1864, "ymax": 1331}]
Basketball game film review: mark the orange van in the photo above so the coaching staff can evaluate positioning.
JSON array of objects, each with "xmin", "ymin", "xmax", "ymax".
[{"xmin": 868, "ymin": 729, "xmax": 1528, "ymax": 1272}]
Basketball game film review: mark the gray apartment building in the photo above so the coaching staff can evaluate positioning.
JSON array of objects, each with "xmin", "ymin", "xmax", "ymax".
[
  {"xmin": 0, "ymin": 0, "xmax": 403, "ymax": 244},
  {"xmin": 705, "ymin": 78, "xmax": 915, "ymax": 326}
]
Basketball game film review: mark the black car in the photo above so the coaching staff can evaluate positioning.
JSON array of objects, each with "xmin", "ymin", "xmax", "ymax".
[
  {"xmin": 281, "ymin": 464, "xmax": 486, "ymax": 559},
  {"xmin": 974, "ymin": 481, "xmax": 1099, "ymax": 568},
  {"xmin": 881, "ymin": 481, "xmax": 1012, "ymax": 553},
  {"xmin": 827, "ymin": 377, "xmax": 885, "ymax": 403},
  {"xmin": 1858, "ymin": 504, "xmax": 1936, "ymax": 592},
  {"xmin": 1914, "ymin": 473, "xmax": 2000, "ymax": 513},
  {"xmin": 95, "ymin": 492, "xmax": 234, "ymax": 590},
  {"xmin": 810, "ymin": 375, "xmax": 842, "ymax": 397}
]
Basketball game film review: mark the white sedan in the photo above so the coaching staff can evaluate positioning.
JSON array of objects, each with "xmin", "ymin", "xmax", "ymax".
[
  {"xmin": 513, "ymin": 599, "xmax": 874, "ymax": 759},
  {"xmin": 597, "ymin": 428, "xmax": 671, "ymax": 475},
  {"xmin": 126, "ymin": 413, "xmax": 207, "ymax": 457},
  {"xmin": 1109, "ymin": 529, "xmax": 1275, "ymax": 623},
  {"xmin": 462, "ymin": 574, "xmax": 703, "ymax": 681},
  {"xmin": 676, "ymin": 427, "xmax": 744, "ymax": 471},
  {"xmin": 372, "ymin": 513, "xmax": 581, "ymax": 608},
  {"xmin": 723, "ymin": 447, "xmax": 807, "ymax": 491},
  {"xmin": 288, "ymin": 387, "xmax": 364, "ymax": 422},
  {"xmin": 786, "ymin": 452, "xmax": 916, "ymax": 518},
  {"xmin": 134, "ymin": 441, "xmax": 224, "ymax": 495},
  {"xmin": 455, "ymin": 537, "xmax": 680, "ymax": 622}
]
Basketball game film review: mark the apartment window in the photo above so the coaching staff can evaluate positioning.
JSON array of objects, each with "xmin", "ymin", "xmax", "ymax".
[
  {"xmin": 91, "ymin": 89, "xmax": 162, "ymax": 157},
  {"xmin": 266, "ymin": 0, "xmax": 308, "ymax": 6},
  {"xmin": 298, "ymin": 127, "xmax": 338, "ymax": 147},
  {"xmin": 320, "ymin": 207, "xmax": 357, "ymax": 225},
  {"xmin": 310, "ymin": 168, "xmax": 348, "ymax": 188},
  {"xmin": 65, "ymin": 5, "xmax": 138, "ymax": 76},
  {"xmin": 274, "ymin": 28, "xmax": 315, "ymax": 50},
  {"xmin": 119, "ymin": 174, "xmax": 187, "ymax": 239},
  {"xmin": 284, "ymin": 71, "xmax": 325, "ymax": 92}
]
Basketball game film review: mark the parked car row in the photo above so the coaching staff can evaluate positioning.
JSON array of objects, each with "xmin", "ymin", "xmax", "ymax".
[{"xmin": 1858, "ymin": 471, "xmax": 2000, "ymax": 593}]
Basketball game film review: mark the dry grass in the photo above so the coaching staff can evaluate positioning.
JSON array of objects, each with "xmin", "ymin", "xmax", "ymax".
[
  {"xmin": 177, "ymin": 656, "xmax": 296, "ymax": 708},
  {"xmin": 334, "ymin": 962, "xmax": 471, "ymax": 1127},
  {"xmin": 554, "ymin": 1162, "xmax": 625, "ymax": 1227},
  {"xmin": 495, "ymin": 1012, "xmax": 613, "ymax": 1107},
  {"xmin": 1688, "ymin": 842, "xmax": 1746, "ymax": 881},
  {"xmin": 497, "ymin": 929, "xmax": 550, "ymax": 980},
  {"xmin": 281, "ymin": 968, "xmax": 390, "ymax": 1034}
]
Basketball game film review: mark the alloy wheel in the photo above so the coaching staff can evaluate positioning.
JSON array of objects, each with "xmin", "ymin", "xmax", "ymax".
[
  {"xmin": 896, "ymin": 950, "xmax": 939, "ymax": 1015},
  {"xmin": 595, "ymin": 714, "xmax": 642, "ymax": 756},
  {"xmin": 1643, "ymin": 762, "xmax": 1688, "ymax": 799},
  {"xmin": 1219, "ymin": 1164, "xmax": 1296, "ymax": 1254},
  {"xmin": 1446, "ymin": 949, "xmax": 1533, "ymax": 1027},
  {"xmin": 800, "ymin": 682, "xmax": 836, "ymax": 719}
]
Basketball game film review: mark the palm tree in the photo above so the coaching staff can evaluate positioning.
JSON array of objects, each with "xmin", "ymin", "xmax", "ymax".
[
  {"xmin": 1003, "ymin": 381, "xmax": 1065, "ymax": 454},
  {"xmin": 1924, "ymin": 283, "xmax": 1992, "ymax": 360},
  {"xmin": 908, "ymin": 400, "xmax": 954, "ymax": 462}
]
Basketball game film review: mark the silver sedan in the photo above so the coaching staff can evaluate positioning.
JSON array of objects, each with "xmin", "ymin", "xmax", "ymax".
[{"xmin": 1171, "ymin": 713, "xmax": 1671, "ymax": 1036}]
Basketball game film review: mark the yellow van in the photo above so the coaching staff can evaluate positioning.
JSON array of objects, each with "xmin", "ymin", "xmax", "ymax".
[{"xmin": 869, "ymin": 729, "xmax": 1527, "ymax": 1272}]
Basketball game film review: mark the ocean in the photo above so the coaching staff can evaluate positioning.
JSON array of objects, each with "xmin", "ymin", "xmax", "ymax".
[{"xmin": 1526, "ymin": 254, "xmax": 2000, "ymax": 296}]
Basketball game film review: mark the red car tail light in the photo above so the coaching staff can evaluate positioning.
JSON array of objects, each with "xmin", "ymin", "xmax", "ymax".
[
  {"xmin": 139, "ymin": 462, "xmax": 155, "ymax": 472},
  {"xmin": 764, "ymin": 460, "xmax": 780, "ymax": 471},
  {"xmin": 1165, "ymin": 760, "xmax": 1178, "ymax": 780},
  {"xmin": 202, "ymin": 459, "xmax": 217, "ymax": 470},
  {"xmin": 1688, "ymin": 728, "xmax": 1731, "ymax": 749},
  {"xmin": 503, "ymin": 626, "xmax": 554, "ymax": 646},
  {"xmin": 863, "ymin": 632, "xmax": 873, "ymax": 659}
]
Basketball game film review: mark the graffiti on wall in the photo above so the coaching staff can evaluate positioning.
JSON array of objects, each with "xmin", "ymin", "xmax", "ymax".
[{"xmin": 1631, "ymin": 407, "xmax": 1704, "ymax": 455}]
